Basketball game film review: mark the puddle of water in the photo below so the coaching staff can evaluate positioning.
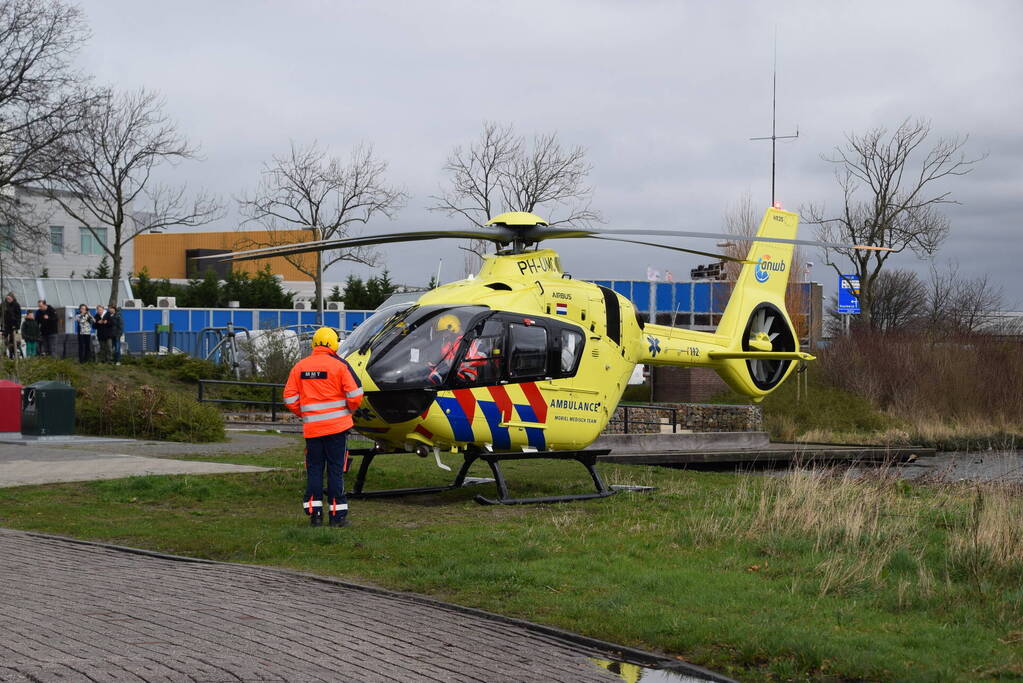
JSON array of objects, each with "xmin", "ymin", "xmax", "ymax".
[{"xmin": 591, "ymin": 658, "xmax": 718, "ymax": 683}]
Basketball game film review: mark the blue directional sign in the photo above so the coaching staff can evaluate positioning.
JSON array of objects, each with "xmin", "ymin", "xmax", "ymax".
[{"xmin": 838, "ymin": 274, "xmax": 861, "ymax": 314}]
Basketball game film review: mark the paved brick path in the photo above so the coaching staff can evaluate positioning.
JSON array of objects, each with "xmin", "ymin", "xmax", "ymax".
[{"xmin": 0, "ymin": 529, "xmax": 717, "ymax": 683}]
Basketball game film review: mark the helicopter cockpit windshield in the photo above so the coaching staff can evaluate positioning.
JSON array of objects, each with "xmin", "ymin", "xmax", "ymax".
[
  {"xmin": 365, "ymin": 305, "xmax": 490, "ymax": 390},
  {"xmin": 338, "ymin": 302, "xmax": 415, "ymax": 357}
]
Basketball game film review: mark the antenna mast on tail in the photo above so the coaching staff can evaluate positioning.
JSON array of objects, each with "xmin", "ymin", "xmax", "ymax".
[{"xmin": 750, "ymin": 29, "xmax": 799, "ymax": 206}]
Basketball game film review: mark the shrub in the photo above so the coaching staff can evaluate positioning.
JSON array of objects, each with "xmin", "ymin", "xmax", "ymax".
[
  {"xmin": 125, "ymin": 353, "xmax": 226, "ymax": 383},
  {"xmin": 76, "ymin": 381, "xmax": 224, "ymax": 442}
]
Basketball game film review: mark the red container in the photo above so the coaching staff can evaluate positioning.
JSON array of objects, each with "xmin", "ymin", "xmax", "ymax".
[{"xmin": 0, "ymin": 379, "xmax": 21, "ymax": 433}]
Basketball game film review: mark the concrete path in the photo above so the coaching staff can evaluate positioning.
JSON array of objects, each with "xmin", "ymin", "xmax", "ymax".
[
  {"xmin": 0, "ymin": 433, "xmax": 296, "ymax": 488},
  {"xmin": 0, "ymin": 529, "xmax": 724, "ymax": 682}
]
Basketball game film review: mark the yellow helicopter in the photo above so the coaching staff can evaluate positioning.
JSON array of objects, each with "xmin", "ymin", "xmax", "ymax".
[{"xmin": 210, "ymin": 206, "xmax": 881, "ymax": 503}]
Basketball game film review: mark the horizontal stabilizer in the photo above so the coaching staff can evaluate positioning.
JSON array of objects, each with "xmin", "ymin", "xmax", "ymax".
[{"xmin": 708, "ymin": 351, "xmax": 816, "ymax": 361}]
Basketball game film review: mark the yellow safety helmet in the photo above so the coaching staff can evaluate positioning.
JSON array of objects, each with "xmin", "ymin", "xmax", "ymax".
[
  {"xmin": 435, "ymin": 314, "xmax": 461, "ymax": 334},
  {"xmin": 312, "ymin": 327, "xmax": 339, "ymax": 351}
]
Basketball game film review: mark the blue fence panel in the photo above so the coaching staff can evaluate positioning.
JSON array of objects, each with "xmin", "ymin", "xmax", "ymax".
[
  {"xmin": 258, "ymin": 311, "xmax": 278, "ymax": 329},
  {"xmin": 593, "ymin": 280, "xmax": 612, "ymax": 290},
  {"xmin": 279, "ymin": 311, "xmax": 298, "ymax": 328},
  {"xmin": 655, "ymin": 283, "xmax": 673, "ymax": 312},
  {"xmin": 300, "ymin": 311, "xmax": 318, "ymax": 326},
  {"xmin": 711, "ymin": 282, "xmax": 731, "ymax": 313},
  {"xmin": 673, "ymin": 283, "xmax": 692, "ymax": 313},
  {"xmin": 232, "ymin": 310, "xmax": 253, "ymax": 329},
  {"xmin": 632, "ymin": 282, "xmax": 650, "ymax": 311},
  {"xmin": 169, "ymin": 309, "xmax": 189, "ymax": 331},
  {"xmin": 190, "ymin": 310, "xmax": 209, "ymax": 330},
  {"xmin": 212, "ymin": 310, "xmax": 231, "ymax": 328},
  {"xmin": 324, "ymin": 311, "xmax": 341, "ymax": 328},
  {"xmin": 142, "ymin": 309, "xmax": 162, "ymax": 331},
  {"xmin": 612, "ymin": 281, "xmax": 632, "ymax": 299},
  {"xmin": 345, "ymin": 311, "xmax": 369, "ymax": 331},
  {"xmin": 121, "ymin": 309, "xmax": 141, "ymax": 333},
  {"xmin": 693, "ymin": 283, "xmax": 711, "ymax": 313}
]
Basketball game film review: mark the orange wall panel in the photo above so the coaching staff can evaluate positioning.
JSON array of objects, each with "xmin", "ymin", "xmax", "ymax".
[{"xmin": 133, "ymin": 230, "xmax": 316, "ymax": 281}]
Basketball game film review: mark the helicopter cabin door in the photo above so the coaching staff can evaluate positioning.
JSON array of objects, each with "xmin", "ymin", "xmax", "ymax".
[{"xmin": 447, "ymin": 314, "xmax": 586, "ymax": 452}]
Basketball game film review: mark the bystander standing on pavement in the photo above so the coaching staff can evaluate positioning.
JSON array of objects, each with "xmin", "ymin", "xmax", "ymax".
[
  {"xmin": 95, "ymin": 304, "xmax": 113, "ymax": 362},
  {"xmin": 108, "ymin": 305, "xmax": 123, "ymax": 364},
  {"xmin": 283, "ymin": 327, "xmax": 364, "ymax": 527},
  {"xmin": 36, "ymin": 300, "xmax": 58, "ymax": 357},
  {"xmin": 74, "ymin": 304, "xmax": 95, "ymax": 363},
  {"xmin": 20, "ymin": 311, "xmax": 39, "ymax": 357},
  {"xmin": 2, "ymin": 293, "xmax": 21, "ymax": 359}
]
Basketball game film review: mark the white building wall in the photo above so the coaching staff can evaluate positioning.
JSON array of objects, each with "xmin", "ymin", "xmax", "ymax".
[{"xmin": 11, "ymin": 188, "xmax": 134, "ymax": 279}]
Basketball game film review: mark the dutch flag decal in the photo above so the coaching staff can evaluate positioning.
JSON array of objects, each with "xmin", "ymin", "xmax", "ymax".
[{"xmin": 556, "ymin": 302, "xmax": 568, "ymax": 315}]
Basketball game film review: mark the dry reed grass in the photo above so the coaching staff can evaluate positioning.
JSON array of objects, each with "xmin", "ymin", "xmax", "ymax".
[{"xmin": 685, "ymin": 468, "xmax": 1023, "ymax": 599}]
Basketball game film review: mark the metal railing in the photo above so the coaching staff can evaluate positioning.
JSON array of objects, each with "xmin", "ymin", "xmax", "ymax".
[
  {"xmin": 197, "ymin": 379, "xmax": 286, "ymax": 421},
  {"xmin": 607, "ymin": 404, "xmax": 680, "ymax": 434}
]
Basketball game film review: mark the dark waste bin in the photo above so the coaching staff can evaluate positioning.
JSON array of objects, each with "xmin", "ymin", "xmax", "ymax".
[{"xmin": 21, "ymin": 381, "xmax": 76, "ymax": 436}]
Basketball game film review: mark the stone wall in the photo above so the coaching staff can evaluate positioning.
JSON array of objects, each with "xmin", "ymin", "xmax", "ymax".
[
  {"xmin": 605, "ymin": 402, "xmax": 763, "ymax": 434},
  {"xmin": 652, "ymin": 366, "xmax": 729, "ymax": 403}
]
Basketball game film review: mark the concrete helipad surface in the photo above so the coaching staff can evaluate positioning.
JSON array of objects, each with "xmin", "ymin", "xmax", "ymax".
[
  {"xmin": 0, "ymin": 529, "xmax": 727, "ymax": 682},
  {"xmin": 0, "ymin": 432, "xmax": 295, "ymax": 488}
]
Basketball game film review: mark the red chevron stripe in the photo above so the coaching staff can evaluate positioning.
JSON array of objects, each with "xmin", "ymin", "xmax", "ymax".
[
  {"xmin": 414, "ymin": 424, "xmax": 433, "ymax": 439},
  {"xmin": 453, "ymin": 389, "xmax": 477, "ymax": 423},
  {"xmin": 487, "ymin": 385, "xmax": 513, "ymax": 422},
  {"xmin": 520, "ymin": 382, "xmax": 548, "ymax": 423}
]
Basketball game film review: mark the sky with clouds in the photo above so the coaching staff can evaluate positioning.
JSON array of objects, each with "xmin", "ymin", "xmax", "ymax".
[{"xmin": 73, "ymin": 0, "xmax": 1023, "ymax": 305}]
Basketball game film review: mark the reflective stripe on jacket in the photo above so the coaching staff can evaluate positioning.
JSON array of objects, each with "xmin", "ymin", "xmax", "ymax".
[{"xmin": 283, "ymin": 346, "xmax": 364, "ymax": 438}]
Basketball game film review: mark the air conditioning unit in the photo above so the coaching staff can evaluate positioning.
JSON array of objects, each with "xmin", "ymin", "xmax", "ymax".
[
  {"xmin": 326, "ymin": 301, "xmax": 345, "ymax": 311},
  {"xmin": 294, "ymin": 301, "xmax": 312, "ymax": 310},
  {"xmin": 157, "ymin": 297, "xmax": 176, "ymax": 308},
  {"xmin": 122, "ymin": 299, "xmax": 144, "ymax": 308}
]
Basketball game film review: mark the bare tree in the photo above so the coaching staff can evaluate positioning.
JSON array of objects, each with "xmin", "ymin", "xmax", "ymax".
[
  {"xmin": 431, "ymin": 122, "xmax": 599, "ymax": 275},
  {"xmin": 924, "ymin": 262, "xmax": 1002, "ymax": 335},
  {"xmin": 238, "ymin": 141, "xmax": 406, "ymax": 321},
  {"xmin": 0, "ymin": 0, "xmax": 92, "ymax": 291},
  {"xmin": 804, "ymin": 118, "xmax": 983, "ymax": 328},
  {"xmin": 43, "ymin": 88, "xmax": 221, "ymax": 305},
  {"xmin": 870, "ymin": 269, "xmax": 927, "ymax": 331}
]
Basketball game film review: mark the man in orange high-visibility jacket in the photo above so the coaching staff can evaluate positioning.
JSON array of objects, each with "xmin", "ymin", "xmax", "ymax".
[{"xmin": 283, "ymin": 327, "xmax": 364, "ymax": 527}]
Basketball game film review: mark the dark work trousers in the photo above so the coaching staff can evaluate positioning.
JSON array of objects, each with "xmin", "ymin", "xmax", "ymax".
[
  {"xmin": 41, "ymin": 333, "xmax": 57, "ymax": 356},
  {"xmin": 77, "ymin": 335, "xmax": 92, "ymax": 363},
  {"xmin": 304, "ymin": 430, "xmax": 349, "ymax": 521}
]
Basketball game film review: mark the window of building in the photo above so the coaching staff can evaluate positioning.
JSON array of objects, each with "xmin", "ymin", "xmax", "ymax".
[
  {"xmin": 0, "ymin": 225, "xmax": 11, "ymax": 252},
  {"xmin": 50, "ymin": 226, "xmax": 63, "ymax": 254},
  {"xmin": 80, "ymin": 226, "xmax": 107, "ymax": 255}
]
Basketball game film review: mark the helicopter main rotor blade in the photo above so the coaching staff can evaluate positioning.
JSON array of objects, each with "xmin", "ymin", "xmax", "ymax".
[
  {"xmin": 586, "ymin": 236, "xmax": 753, "ymax": 264},
  {"xmin": 593, "ymin": 228, "xmax": 893, "ymax": 252},
  {"xmin": 194, "ymin": 229, "xmax": 514, "ymax": 263}
]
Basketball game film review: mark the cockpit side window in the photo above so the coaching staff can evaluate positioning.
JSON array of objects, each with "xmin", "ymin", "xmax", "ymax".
[
  {"xmin": 559, "ymin": 329, "xmax": 584, "ymax": 375},
  {"xmin": 508, "ymin": 323, "xmax": 548, "ymax": 379}
]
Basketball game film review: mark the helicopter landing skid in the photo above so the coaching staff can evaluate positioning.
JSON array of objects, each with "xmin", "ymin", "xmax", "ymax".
[{"xmin": 347, "ymin": 448, "xmax": 632, "ymax": 505}]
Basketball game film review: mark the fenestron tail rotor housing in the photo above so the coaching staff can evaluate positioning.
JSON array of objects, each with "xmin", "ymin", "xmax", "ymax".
[{"xmin": 742, "ymin": 303, "xmax": 796, "ymax": 390}]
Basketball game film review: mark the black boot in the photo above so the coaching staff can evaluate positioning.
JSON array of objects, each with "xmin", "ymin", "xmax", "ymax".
[
  {"xmin": 328, "ymin": 517, "xmax": 349, "ymax": 528},
  {"xmin": 310, "ymin": 511, "xmax": 323, "ymax": 527}
]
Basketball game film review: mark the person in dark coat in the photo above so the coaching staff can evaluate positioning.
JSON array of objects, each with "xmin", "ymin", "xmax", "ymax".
[
  {"xmin": 95, "ymin": 304, "xmax": 113, "ymax": 362},
  {"xmin": 74, "ymin": 304, "xmax": 95, "ymax": 363},
  {"xmin": 3, "ymin": 293, "xmax": 21, "ymax": 359},
  {"xmin": 36, "ymin": 300, "xmax": 59, "ymax": 357},
  {"xmin": 108, "ymin": 305, "xmax": 123, "ymax": 363}
]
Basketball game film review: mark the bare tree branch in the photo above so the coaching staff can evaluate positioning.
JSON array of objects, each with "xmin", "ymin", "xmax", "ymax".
[
  {"xmin": 42, "ymin": 87, "xmax": 223, "ymax": 305},
  {"xmin": 804, "ymin": 118, "xmax": 983, "ymax": 328},
  {"xmin": 237, "ymin": 140, "xmax": 407, "ymax": 320},
  {"xmin": 429, "ymin": 122, "xmax": 600, "ymax": 276}
]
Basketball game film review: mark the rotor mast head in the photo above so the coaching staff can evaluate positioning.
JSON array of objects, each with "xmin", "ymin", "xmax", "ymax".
[{"xmin": 486, "ymin": 212, "xmax": 549, "ymax": 254}]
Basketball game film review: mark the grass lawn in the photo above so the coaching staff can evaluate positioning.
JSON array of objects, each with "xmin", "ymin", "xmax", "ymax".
[{"xmin": 1, "ymin": 450, "xmax": 1021, "ymax": 681}]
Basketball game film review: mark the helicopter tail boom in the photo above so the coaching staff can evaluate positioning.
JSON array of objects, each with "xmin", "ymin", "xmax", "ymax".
[{"xmin": 636, "ymin": 207, "xmax": 804, "ymax": 400}]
